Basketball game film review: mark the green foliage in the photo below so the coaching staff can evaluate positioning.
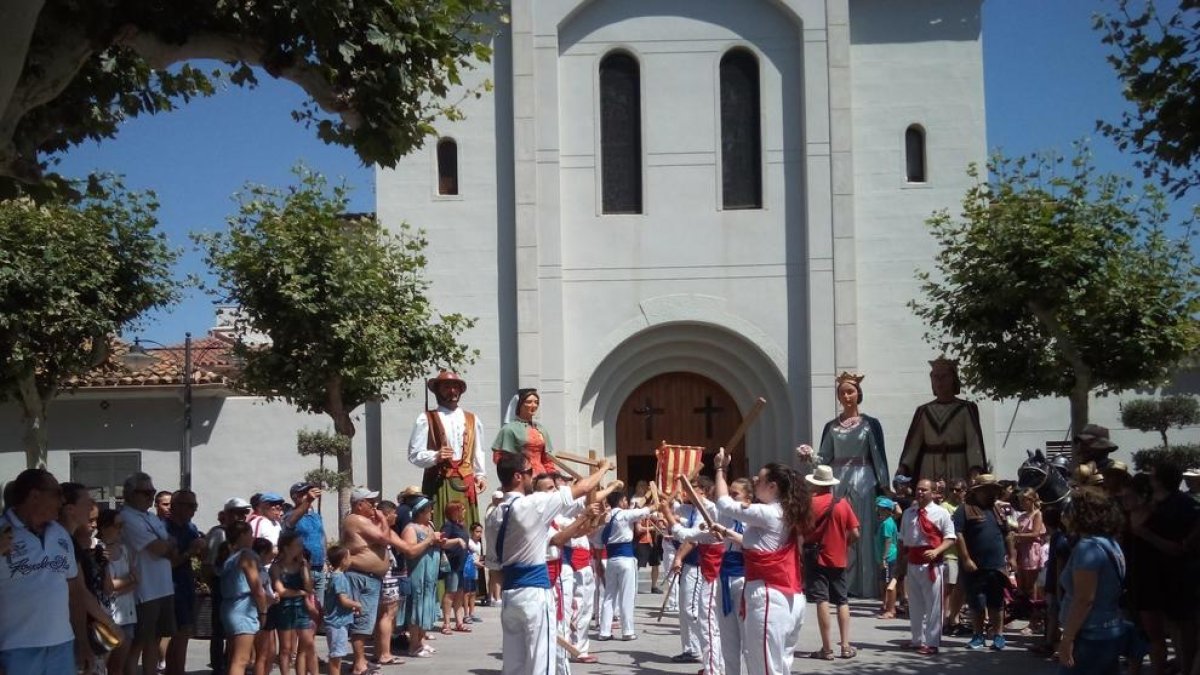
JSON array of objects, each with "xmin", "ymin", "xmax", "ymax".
[
  {"xmin": 297, "ymin": 429, "xmax": 351, "ymax": 458},
  {"xmin": 304, "ymin": 468, "xmax": 353, "ymax": 492},
  {"xmin": 2, "ymin": 0, "xmax": 502, "ymax": 194},
  {"xmin": 1120, "ymin": 394, "xmax": 1200, "ymax": 447},
  {"xmin": 911, "ymin": 146, "xmax": 1199, "ymax": 429},
  {"xmin": 1132, "ymin": 442, "xmax": 1200, "ymax": 473},
  {"xmin": 0, "ymin": 175, "xmax": 180, "ymax": 466},
  {"xmin": 198, "ymin": 165, "xmax": 476, "ymax": 437},
  {"xmin": 1095, "ymin": 1, "xmax": 1200, "ymax": 197}
]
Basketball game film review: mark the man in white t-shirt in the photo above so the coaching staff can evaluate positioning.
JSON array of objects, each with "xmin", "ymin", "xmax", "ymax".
[
  {"xmin": 120, "ymin": 472, "xmax": 178, "ymax": 675},
  {"xmin": 1, "ymin": 469, "xmax": 117, "ymax": 674},
  {"xmin": 249, "ymin": 491, "xmax": 285, "ymax": 544}
]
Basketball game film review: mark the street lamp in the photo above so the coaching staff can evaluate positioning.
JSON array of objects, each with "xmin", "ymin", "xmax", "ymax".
[{"xmin": 121, "ymin": 332, "xmax": 226, "ymax": 491}]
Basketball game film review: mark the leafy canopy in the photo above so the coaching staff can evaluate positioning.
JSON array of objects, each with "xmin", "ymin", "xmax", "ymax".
[
  {"xmin": 0, "ymin": 176, "xmax": 180, "ymax": 403},
  {"xmin": 199, "ymin": 166, "xmax": 475, "ymax": 433},
  {"xmin": 1095, "ymin": 0, "xmax": 1200, "ymax": 197},
  {"xmin": 2, "ymin": 0, "xmax": 501, "ymax": 195},
  {"xmin": 1120, "ymin": 394, "xmax": 1200, "ymax": 446},
  {"xmin": 911, "ymin": 147, "xmax": 1199, "ymax": 404}
]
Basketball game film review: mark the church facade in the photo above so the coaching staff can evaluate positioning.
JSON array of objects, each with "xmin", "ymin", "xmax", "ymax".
[{"xmin": 375, "ymin": 0, "xmax": 993, "ymax": 487}]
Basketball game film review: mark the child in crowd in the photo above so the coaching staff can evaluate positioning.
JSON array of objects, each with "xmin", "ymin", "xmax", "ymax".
[
  {"xmin": 98, "ymin": 509, "xmax": 138, "ymax": 675},
  {"xmin": 324, "ymin": 546, "xmax": 362, "ymax": 675},
  {"xmin": 875, "ymin": 497, "xmax": 898, "ymax": 619},
  {"xmin": 272, "ymin": 532, "xmax": 314, "ymax": 675},
  {"xmin": 253, "ymin": 537, "xmax": 278, "ymax": 675},
  {"xmin": 465, "ymin": 523, "xmax": 484, "ymax": 623}
]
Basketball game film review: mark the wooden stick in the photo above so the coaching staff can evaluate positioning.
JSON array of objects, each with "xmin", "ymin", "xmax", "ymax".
[
  {"xmin": 724, "ymin": 397, "xmax": 767, "ymax": 452},
  {"xmin": 555, "ymin": 451, "xmax": 611, "ymax": 470},
  {"xmin": 557, "ymin": 636, "xmax": 581, "ymax": 659},
  {"xmin": 546, "ymin": 453, "xmax": 584, "ymax": 481},
  {"xmin": 656, "ymin": 568, "xmax": 680, "ymax": 622},
  {"xmin": 677, "ymin": 475, "xmax": 716, "ymax": 530}
]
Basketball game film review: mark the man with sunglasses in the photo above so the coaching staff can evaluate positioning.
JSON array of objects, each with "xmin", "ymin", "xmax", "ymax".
[
  {"xmin": 203, "ymin": 498, "xmax": 252, "ymax": 674},
  {"xmin": 120, "ymin": 472, "xmax": 178, "ymax": 675}
]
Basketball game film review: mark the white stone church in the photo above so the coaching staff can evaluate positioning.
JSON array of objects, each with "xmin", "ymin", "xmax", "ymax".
[{"xmin": 374, "ymin": 0, "xmax": 1004, "ymax": 488}]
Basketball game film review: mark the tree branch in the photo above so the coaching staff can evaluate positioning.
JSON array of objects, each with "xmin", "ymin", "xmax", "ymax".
[{"xmin": 1027, "ymin": 300, "xmax": 1093, "ymax": 385}]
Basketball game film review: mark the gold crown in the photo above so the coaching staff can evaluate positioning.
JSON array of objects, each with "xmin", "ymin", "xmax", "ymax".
[{"xmin": 835, "ymin": 371, "xmax": 865, "ymax": 386}]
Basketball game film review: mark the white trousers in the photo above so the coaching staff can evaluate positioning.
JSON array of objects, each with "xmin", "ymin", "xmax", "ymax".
[
  {"xmin": 662, "ymin": 540, "xmax": 678, "ymax": 611},
  {"xmin": 907, "ymin": 562, "xmax": 944, "ymax": 648},
  {"xmin": 717, "ymin": 575, "xmax": 745, "ymax": 675},
  {"xmin": 502, "ymin": 587, "xmax": 557, "ymax": 675},
  {"xmin": 742, "ymin": 581, "xmax": 805, "ymax": 675},
  {"xmin": 599, "ymin": 555, "xmax": 638, "ymax": 638},
  {"xmin": 592, "ymin": 556, "xmax": 610, "ymax": 627},
  {"xmin": 554, "ymin": 570, "xmax": 574, "ymax": 675},
  {"xmin": 678, "ymin": 564, "xmax": 701, "ymax": 655},
  {"xmin": 696, "ymin": 575, "xmax": 724, "ymax": 675},
  {"xmin": 569, "ymin": 566, "xmax": 594, "ymax": 656}
]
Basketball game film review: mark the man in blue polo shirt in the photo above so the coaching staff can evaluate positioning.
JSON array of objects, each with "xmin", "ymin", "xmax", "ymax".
[{"xmin": 284, "ymin": 482, "xmax": 327, "ymax": 604}]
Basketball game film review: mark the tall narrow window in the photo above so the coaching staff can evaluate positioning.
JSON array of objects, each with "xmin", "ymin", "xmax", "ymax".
[
  {"xmin": 600, "ymin": 52, "xmax": 642, "ymax": 214},
  {"xmin": 720, "ymin": 49, "xmax": 762, "ymax": 209},
  {"xmin": 437, "ymin": 138, "xmax": 459, "ymax": 195},
  {"xmin": 905, "ymin": 125, "xmax": 926, "ymax": 183}
]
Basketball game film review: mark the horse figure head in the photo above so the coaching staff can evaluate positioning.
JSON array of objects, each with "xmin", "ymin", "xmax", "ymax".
[{"xmin": 1018, "ymin": 449, "xmax": 1072, "ymax": 512}]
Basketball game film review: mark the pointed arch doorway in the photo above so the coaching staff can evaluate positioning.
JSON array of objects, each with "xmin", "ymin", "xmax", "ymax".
[{"xmin": 615, "ymin": 372, "xmax": 747, "ymax": 492}]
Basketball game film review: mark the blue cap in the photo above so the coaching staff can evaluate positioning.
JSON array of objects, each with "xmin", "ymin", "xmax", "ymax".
[
  {"xmin": 875, "ymin": 496, "xmax": 896, "ymax": 510},
  {"xmin": 892, "ymin": 474, "xmax": 912, "ymax": 485},
  {"xmin": 290, "ymin": 482, "xmax": 313, "ymax": 495},
  {"xmin": 259, "ymin": 491, "xmax": 285, "ymax": 504}
]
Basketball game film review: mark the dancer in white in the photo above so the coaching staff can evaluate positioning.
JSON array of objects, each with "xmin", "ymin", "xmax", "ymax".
[
  {"xmin": 596, "ymin": 491, "xmax": 651, "ymax": 641},
  {"xmin": 587, "ymin": 514, "xmax": 610, "ymax": 631},
  {"xmin": 563, "ymin": 516, "xmax": 598, "ymax": 663},
  {"xmin": 661, "ymin": 480, "xmax": 725, "ymax": 675},
  {"xmin": 898, "ymin": 478, "xmax": 957, "ymax": 656},
  {"xmin": 541, "ymin": 473, "xmax": 596, "ymax": 675},
  {"xmin": 715, "ymin": 478, "xmax": 752, "ymax": 675},
  {"xmin": 670, "ymin": 487, "xmax": 715, "ymax": 664},
  {"xmin": 713, "ymin": 450, "xmax": 809, "ymax": 675},
  {"xmin": 487, "ymin": 454, "xmax": 611, "ymax": 675}
]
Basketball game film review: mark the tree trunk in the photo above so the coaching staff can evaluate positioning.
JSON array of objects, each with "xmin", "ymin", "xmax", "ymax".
[
  {"xmin": 1160, "ymin": 429, "xmax": 1170, "ymax": 450},
  {"xmin": 1068, "ymin": 383, "xmax": 1090, "ymax": 463},
  {"xmin": 335, "ymin": 430, "xmax": 353, "ymax": 521},
  {"xmin": 324, "ymin": 376, "xmax": 357, "ymax": 533},
  {"xmin": 16, "ymin": 372, "xmax": 48, "ymax": 469},
  {"xmin": 0, "ymin": 1, "xmax": 44, "ymax": 131}
]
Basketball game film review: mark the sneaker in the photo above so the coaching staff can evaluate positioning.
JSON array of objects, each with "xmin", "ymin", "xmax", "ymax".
[
  {"xmin": 966, "ymin": 635, "xmax": 986, "ymax": 650},
  {"xmin": 620, "ymin": 634, "xmax": 637, "ymax": 641},
  {"xmin": 596, "ymin": 635, "xmax": 613, "ymax": 642},
  {"xmin": 671, "ymin": 653, "xmax": 700, "ymax": 663},
  {"xmin": 991, "ymin": 635, "xmax": 1007, "ymax": 651},
  {"xmin": 651, "ymin": 587, "xmax": 663, "ymax": 594},
  {"xmin": 471, "ymin": 616, "xmax": 484, "ymax": 623}
]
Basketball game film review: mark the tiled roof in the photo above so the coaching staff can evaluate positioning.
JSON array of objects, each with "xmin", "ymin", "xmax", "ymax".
[{"xmin": 65, "ymin": 338, "xmax": 236, "ymax": 390}]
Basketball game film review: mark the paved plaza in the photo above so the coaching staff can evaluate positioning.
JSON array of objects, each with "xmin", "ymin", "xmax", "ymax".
[{"xmin": 184, "ymin": 592, "xmax": 1059, "ymax": 674}]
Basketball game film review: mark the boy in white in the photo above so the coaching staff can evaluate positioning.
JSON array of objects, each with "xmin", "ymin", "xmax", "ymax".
[
  {"xmin": 898, "ymin": 478, "xmax": 957, "ymax": 655},
  {"xmin": 586, "ymin": 520, "xmax": 610, "ymax": 630},
  {"xmin": 670, "ymin": 485, "xmax": 717, "ymax": 663},
  {"xmin": 662, "ymin": 488, "xmax": 724, "ymax": 675},
  {"xmin": 713, "ymin": 478, "xmax": 751, "ymax": 675},
  {"xmin": 488, "ymin": 454, "xmax": 612, "ymax": 675},
  {"xmin": 596, "ymin": 491, "xmax": 652, "ymax": 641},
  {"xmin": 564, "ymin": 526, "xmax": 597, "ymax": 662}
]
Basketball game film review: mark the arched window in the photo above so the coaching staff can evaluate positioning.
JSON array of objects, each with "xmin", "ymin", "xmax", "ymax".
[
  {"xmin": 437, "ymin": 138, "xmax": 459, "ymax": 195},
  {"xmin": 599, "ymin": 52, "xmax": 642, "ymax": 214},
  {"xmin": 720, "ymin": 49, "xmax": 762, "ymax": 210},
  {"xmin": 905, "ymin": 125, "xmax": 926, "ymax": 183}
]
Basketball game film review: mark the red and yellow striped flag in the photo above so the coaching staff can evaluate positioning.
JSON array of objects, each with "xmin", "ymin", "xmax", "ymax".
[{"xmin": 656, "ymin": 443, "xmax": 704, "ymax": 496}]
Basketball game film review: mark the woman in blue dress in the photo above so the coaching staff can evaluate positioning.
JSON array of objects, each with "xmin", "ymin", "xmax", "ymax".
[
  {"xmin": 219, "ymin": 521, "xmax": 268, "ymax": 674},
  {"xmin": 402, "ymin": 498, "xmax": 444, "ymax": 657}
]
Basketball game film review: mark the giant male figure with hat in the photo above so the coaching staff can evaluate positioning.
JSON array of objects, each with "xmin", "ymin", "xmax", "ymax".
[
  {"xmin": 899, "ymin": 358, "xmax": 988, "ymax": 484},
  {"xmin": 408, "ymin": 370, "xmax": 486, "ymax": 530}
]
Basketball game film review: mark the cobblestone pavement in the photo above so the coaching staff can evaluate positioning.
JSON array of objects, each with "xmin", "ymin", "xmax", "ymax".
[{"xmin": 186, "ymin": 592, "xmax": 1059, "ymax": 674}]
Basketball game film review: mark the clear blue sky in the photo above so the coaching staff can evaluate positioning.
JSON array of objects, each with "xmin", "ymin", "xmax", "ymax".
[{"xmin": 52, "ymin": 1, "xmax": 1190, "ymax": 346}]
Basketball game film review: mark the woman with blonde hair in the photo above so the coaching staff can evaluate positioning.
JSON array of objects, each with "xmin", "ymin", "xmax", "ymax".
[{"xmin": 1014, "ymin": 489, "xmax": 1046, "ymax": 605}]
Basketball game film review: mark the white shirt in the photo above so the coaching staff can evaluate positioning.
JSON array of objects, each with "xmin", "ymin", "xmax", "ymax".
[
  {"xmin": 119, "ymin": 505, "xmax": 174, "ymax": 602},
  {"xmin": 601, "ymin": 507, "xmax": 650, "ymax": 545},
  {"xmin": 548, "ymin": 515, "xmax": 574, "ymax": 560},
  {"xmin": 407, "ymin": 406, "xmax": 486, "ymax": 477},
  {"xmin": 489, "ymin": 487, "xmax": 582, "ymax": 568},
  {"xmin": 670, "ymin": 499, "xmax": 720, "ymax": 544},
  {"xmin": 717, "ymin": 509, "xmax": 745, "ymax": 553},
  {"xmin": 900, "ymin": 502, "xmax": 957, "ymax": 548},
  {"xmin": 0, "ymin": 510, "xmax": 77, "ymax": 650},
  {"xmin": 250, "ymin": 515, "xmax": 282, "ymax": 545},
  {"xmin": 106, "ymin": 542, "xmax": 138, "ymax": 626},
  {"xmin": 716, "ymin": 497, "xmax": 788, "ymax": 552}
]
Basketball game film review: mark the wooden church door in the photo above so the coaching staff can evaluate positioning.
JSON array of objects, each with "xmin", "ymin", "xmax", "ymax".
[{"xmin": 614, "ymin": 372, "xmax": 746, "ymax": 492}]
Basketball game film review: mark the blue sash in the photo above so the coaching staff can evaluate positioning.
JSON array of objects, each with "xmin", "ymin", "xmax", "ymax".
[
  {"xmin": 497, "ymin": 496, "xmax": 551, "ymax": 590},
  {"xmin": 606, "ymin": 542, "xmax": 635, "ymax": 558},
  {"xmin": 719, "ymin": 521, "xmax": 746, "ymax": 615}
]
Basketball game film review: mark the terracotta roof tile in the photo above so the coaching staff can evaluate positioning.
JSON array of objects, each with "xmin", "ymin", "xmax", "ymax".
[{"xmin": 65, "ymin": 338, "xmax": 236, "ymax": 390}]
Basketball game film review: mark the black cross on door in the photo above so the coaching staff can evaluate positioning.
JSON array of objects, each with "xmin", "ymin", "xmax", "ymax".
[
  {"xmin": 633, "ymin": 397, "xmax": 665, "ymax": 440},
  {"xmin": 692, "ymin": 396, "xmax": 725, "ymax": 438}
]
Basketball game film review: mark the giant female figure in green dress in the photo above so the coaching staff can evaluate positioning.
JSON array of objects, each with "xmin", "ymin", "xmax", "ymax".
[{"xmin": 490, "ymin": 388, "xmax": 559, "ymax": 477}]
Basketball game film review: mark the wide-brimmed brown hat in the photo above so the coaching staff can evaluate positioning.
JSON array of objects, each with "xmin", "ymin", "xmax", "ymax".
[
  {"xmin": 399, "ymin": 485, "xmax": 423, "ymax": 498},
  {"xmin": 427, "ymin": 370, "xmax": 467, "ymax": 394},
  {"xmin": 1075, "ymin": 424, "xmax": 1118, "ymax": 451},
  {"xmin": 970, "ymin": 474, "xmax": 1005, "ymax": 495}
]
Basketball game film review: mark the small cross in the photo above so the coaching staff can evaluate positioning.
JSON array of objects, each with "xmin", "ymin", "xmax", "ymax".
[
  {"xmin": 633, "ymin": 397, "xmax": 666, "ymax": 440},
  {"xmin": 692, "ymin": 396, "xmax": 724, "ymax": 438}
]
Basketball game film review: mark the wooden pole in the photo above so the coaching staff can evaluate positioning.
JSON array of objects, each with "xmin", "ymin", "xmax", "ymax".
[
  {"xmin": 656, "ymin": 568, "xmax": 680, "ymax": 622},
  {"xmin": 724, "ymin": 397, "xmax": 767, "ymax": 454},
  {"xmin": 555, "ymin": 451, "xmax": 611, "ymax": 470},
  {"xmin": 677, "ymin": 475, "xmax": 716, "ymax": 530},
  {"xmin": 546, "ymin": 453, "xmax": 584, "ymax": 481}
]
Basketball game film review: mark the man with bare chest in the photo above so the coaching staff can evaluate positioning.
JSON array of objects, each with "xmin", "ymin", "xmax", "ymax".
[{"xmin": 340, "ymin": 487, "xmax": 390, "ymax": 675}]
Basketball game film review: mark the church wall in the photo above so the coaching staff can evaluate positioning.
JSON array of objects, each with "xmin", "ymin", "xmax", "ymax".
[{"xmin": 847, "ymin": 0, "xmax": 988, "ymax": 475}]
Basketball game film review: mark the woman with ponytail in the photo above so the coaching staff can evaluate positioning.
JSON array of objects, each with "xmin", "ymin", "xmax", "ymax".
[{"xmin": 712, "ymin": 449, "xmax": 811, "ymax": 674}]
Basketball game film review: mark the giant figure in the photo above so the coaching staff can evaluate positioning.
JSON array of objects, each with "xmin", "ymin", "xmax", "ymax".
[
  {"xmin": 898, "ymin": 358, "xmax": 987, "ymax": 484},
  {"xmin": 408, "ymin": 370, "xmax": 486, "ymax": 530}
]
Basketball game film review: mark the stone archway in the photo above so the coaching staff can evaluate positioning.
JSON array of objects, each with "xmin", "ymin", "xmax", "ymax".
[{"xmin": 615, "ymin": 372, "xmax": 747, "ymax": 490}]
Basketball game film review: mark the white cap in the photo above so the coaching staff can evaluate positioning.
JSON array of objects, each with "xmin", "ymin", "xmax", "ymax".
[
  {"xmin": 223, "ymin": 497, "xmax": 251, "ymax": 510},
  {"xmin": 491, "ymin": 490, "xmax": 505, "ymax": 501},
  {"xmin": 350, "ymin": 487, "xmax": 380, "ymax": 503}
]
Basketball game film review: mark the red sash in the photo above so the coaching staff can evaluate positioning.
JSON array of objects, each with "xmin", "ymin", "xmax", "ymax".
[
  {"xmin": 547, "ymin": 559, "xmax": 564, "ymax": 620},
  {"xmin": 569, "ymin": 548, "xmax": 592, "ymax": 571},
  {"xmin": 699, "ymin": 544, "xmax": 725, "ymax": 582},
  {"xmin": 743, "ymin": 540, "xmax": 801, "ymax": 594},
  {"xmin": 909, "ymin": 505, "xmax": 944, "ymax": 581},
  {"xmin": 590, "ymin": 547, "xmax": 607, "ymax": 560}
]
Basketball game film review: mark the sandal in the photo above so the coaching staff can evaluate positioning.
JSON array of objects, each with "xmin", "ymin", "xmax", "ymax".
[
  {"xmin": 439, "ymin": 626, "xmax": 454, "ymax": 635},
  {"xmin": 840, "ymin": 646, "xmax": 858, "ymax": 659},
  {"xmin": 375, "ymin": 656, "xmax": 405, "ymax": 666},
  {"xmin": 454, "ymin": 623, "xmax": 472, "ymax": 632},
  {"xmin": 808, "ymin": 649, "xmax": 835, "ymax": 661}
]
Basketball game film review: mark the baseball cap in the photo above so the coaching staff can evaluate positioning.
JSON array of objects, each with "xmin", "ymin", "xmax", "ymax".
[
  {"xmin": 350, "ymin": 487, "xmax": 380, "ymax": 503},
  {"xmin": 223, "ymin": 497, "xmax": 252, "ymax": 511},
  {"xmin": 259, "ymin": 491, "xmax": 285, "ymax": 505},
  {"xmin": 290, "ymin": 482, "xmax": 314, "ymax": 495},
  {"xmin": 875, "ymin": 496, "xmax": 896, "ymax": 510}
]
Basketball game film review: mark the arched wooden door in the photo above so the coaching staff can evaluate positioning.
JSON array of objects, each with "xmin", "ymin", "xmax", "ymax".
[{"xmin": 615, "ymin": 372, "xmax": 746, "ymax": 491}]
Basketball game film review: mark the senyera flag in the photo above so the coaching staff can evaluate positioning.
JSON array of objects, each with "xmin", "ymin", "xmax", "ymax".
[{"xmin": 656, "ymin": 443, "xmax": 704, "ymax": 496}]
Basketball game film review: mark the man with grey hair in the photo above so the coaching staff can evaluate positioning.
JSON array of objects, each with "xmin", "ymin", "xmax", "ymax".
[
  {"xmin": 341, "ymin": 486, "xmax": 390, "ymax": 675},
  {"xmin": 120, "ymin": 472, "xmax": 177, "ymax": 675}
]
